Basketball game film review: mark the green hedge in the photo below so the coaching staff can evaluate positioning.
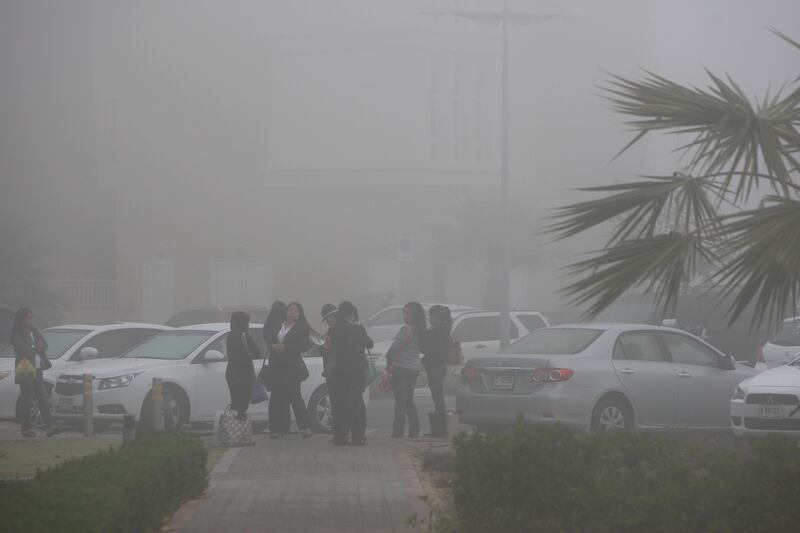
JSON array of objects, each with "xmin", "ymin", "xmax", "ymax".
[
  {"xmin": 450, "ymin": 422, "xmax": 800, "ymax": 533},
  {"xmin": 0, "ymin": 433, "xmax": 208, "ymax": 533}
]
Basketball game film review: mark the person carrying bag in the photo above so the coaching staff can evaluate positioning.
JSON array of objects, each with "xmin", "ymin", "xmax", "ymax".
[{"xmin": 10, "ymin": 308, "xmax": 59, "ymax": 438}]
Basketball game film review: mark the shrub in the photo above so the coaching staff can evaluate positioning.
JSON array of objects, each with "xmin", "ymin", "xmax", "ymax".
[
  {"xmin": 1, "ymin": 433, "xmax": 208, "ymax": 533},
  {"xmin": 449, "ymin": 421, "xmax": 800, "ymax": 533}
]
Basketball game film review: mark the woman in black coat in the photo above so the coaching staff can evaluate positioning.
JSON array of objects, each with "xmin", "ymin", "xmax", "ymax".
[
  {"xmin": 329, "ymin": 301, "xmax": 373, "ymax": 445},
  {"xmin": 10, "ymin": 307, "xmax": 59, "ymax": 437},
  {"xmin": 422, "ymin": 305, "xmax": 452, "ymax": 415},
  {"xmin": 226, "ymin": 311, "xmax": 260, "ymax": 421},
  {"xmin": 264, "ymin": 301, "xmax": 312, "ymax": 438}
]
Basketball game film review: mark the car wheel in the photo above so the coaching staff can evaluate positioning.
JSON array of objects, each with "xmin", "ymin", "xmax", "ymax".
[
  {"xmin": 308, "ymin": 385, "xmax": 333, "ymax": 434},
  {"xmin": 140, "ymin": 386, "xmax": 189, "ymax": 431},
  {"xmin": 590, "ymin": 397, "xmax": 632, "ymax": 432}
]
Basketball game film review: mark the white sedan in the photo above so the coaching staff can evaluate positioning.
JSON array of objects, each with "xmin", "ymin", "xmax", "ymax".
[
  {"xmin": 731, "ymin": 356, "xmax": 800, "ymax": 437},
  {"xmin": 52, "ymin": 323, "xmax": 346, "ymax": 433},
  {"xmin": 0, "ymin": 323, "xmax": 169, "ymax": 425}
]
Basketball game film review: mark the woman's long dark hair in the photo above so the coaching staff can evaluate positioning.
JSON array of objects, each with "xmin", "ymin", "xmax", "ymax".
[
  {"xmin": 429, "ymin": 305, "xmax": 452, "ymax": 332},
  {"xmin": 264, "ymin": 301, "xmax": 287, "ymax": 335},
  {"xmin": 9, "ymin": 307, "xmax": 32, "ymax": 342},
  {"xmin": 286, "ymin": 302, "xmax": 310, "ymax": 332},
  {"xmin": 404, "ymin": 302, "xmax": 427, "ymax": 346}
]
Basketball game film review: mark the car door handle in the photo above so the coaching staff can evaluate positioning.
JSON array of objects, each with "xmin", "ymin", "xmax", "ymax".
[
  {"xmin": 677, "ymin": 371, "xmax": 692, "ymax": 378},
  {"xmin": 476, "ymin": 344, "xmax": 487, "ymax": 349},
  {"xmin": 619, "ymin": 368, "xmax": 636, "ymax": 375}
]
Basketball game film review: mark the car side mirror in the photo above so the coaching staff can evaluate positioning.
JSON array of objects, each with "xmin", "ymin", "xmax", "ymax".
[
  {"xmin": 78, "ymin": 347, "xmax": 99, "ymax": 360},
  {"xmin": 204, "ymin": 350, "xmax": 225, "ymax": 362},
  {"xmin": 721, "ymin": 354, "xmax": 736, "ymax": 371}
]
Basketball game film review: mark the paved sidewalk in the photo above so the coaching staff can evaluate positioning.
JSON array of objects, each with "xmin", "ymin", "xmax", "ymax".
[{"xmin": 170, "ymin": 431, "xmax": 428, "ymax": 533}]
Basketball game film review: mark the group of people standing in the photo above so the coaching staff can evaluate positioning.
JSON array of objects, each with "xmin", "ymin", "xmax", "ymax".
[
  {"xmin": 225, "ymin": 301, "xmax": 313, "ymax": 438},
  {"xmin": 225, "ymin": 299, "xmax": 455, "ymax": 444},
  {"xmin": 385, "ymin": 303, "xmax": 452, "ymax": 438}
]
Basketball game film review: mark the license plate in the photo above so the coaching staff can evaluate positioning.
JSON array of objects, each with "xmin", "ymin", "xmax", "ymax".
[
  {"xmin": 58, "ymin": 396, "xmax": 75, "ymax": 406},
  {"xmin": 492, "ymin": 375, "xmax": 514, "ymax": 391},
  {"xmin": 758, "ymin": 405, "xmax": 783, "ymax": 419}
]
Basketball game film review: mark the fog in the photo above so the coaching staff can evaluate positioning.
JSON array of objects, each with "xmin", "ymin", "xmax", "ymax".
[{"xmin": 1, "ymin": 0, "xmax": 797, "ymax": 328}]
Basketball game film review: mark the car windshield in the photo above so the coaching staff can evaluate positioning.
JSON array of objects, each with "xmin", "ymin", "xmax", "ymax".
[
  {"xmin": 0, "ymin": 329, "xmax": 90, "ymax": 359},
  {"xmin": 509, "ymin": 328, "xmax": 604, "ymax": 355},
  {"xmin": 122, "ymin": 331, "xmax": 215, "ymax": 360},
  {"xmin": 770, "ymin": 320, "xmax": 800, "ymax": 347}
]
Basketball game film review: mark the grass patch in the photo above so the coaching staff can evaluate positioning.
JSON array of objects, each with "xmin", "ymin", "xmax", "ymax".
[{"xmin": 0, "ymin": 438, "xmax": 116, "ymax": 479}]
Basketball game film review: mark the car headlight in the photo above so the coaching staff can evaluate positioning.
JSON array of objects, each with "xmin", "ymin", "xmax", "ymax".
[
  {"xmin": 0, "ymin": 371, "xmax": 11, "ymax": 381},
  {"xmin": 733, "ymin": 384, "xmax": 746, "ymax": 400},
  {"xmin": 98, "ymin": 373, "xmax": 139, "ymax": 390}
]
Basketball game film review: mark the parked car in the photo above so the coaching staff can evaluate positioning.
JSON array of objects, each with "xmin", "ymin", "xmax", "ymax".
[
  {"xmin": 52, "ymin": 323, "xmax": 349, "ymax": 433},
  {"xmin": 164, "ymin": 306, "xmax": 269, "ymax": 328},
  {"xmin": 365, "ymin": 303, "xmax": 478, "ymax": 344},
  {"xmin": 456, "ymin": 323, "xmax": 760, "ymax": 434},
  {"xmin": 0, "ymin": 323, "xmax": 169, "ymax": 425},
  {"xmin": 372, "ymin": 310, "xmax": 552, "ymax": 370},
  {"xmin": 760, "ymin": 317, "xmax": 800, "ymax": 368},
  {"xmin": 731, "ymin": 355, "xmax": 800, "ymax": 437}
]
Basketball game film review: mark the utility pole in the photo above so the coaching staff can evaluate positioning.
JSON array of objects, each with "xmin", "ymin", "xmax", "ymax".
[{"xmin": 422, "ymin": 1, "xmax": 586, "ymax": 352}]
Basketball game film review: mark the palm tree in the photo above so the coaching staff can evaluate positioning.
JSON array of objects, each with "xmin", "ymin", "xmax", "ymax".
[{"xmin": 547, "ymin": 29, "xmax": 800, "ymax": 330}]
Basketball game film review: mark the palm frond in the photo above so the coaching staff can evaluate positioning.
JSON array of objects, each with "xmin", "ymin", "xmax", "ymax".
[
  {"xmin": 562, "ymin": 233, "xmax": 716, "ymax": 320},
  {"xmin": 711, "ymin": 196, "xmax": 800, "ymax": 329},
  {"xmin": 546, "ymin": 174, "xmax": 720, "ymax": 244},
  {"xmin": 603, "ymin": 70, "xmax": 800, "ymax": 198}
]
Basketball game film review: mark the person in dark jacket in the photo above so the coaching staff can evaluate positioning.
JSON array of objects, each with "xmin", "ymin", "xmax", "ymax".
[
  {"xmin": 10, "ymin": 308, "xmax": 59, "ymax": 437},
  {"xmin": 329, "ymin": 301, "xmax": 373, "ymax": 445},
  {"xmin": 423, "ymin": 305, "xmax": 452, "ymax": 415},
  {"xmin": 265, "ymin": 301, "xmax": 312, "ymax": 438},
  {"xmin": 226, "ymin": 311, "xmax": 260, "ymax": 421}
]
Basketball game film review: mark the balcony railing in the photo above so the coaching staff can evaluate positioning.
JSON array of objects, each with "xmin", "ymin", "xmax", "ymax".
[{"xmin": 46, "ymin": 279, "xmax": 116, "ymax": 312}]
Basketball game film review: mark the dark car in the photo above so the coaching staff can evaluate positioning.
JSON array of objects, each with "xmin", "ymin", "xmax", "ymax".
[{"xmin": 164, "ymin": 305, "xmax": 269, "ymax": 327}]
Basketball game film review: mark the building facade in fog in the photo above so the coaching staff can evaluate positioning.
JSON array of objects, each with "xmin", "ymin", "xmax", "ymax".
[{"xmin": 97, "ymin": 2, "xmax": 510, "ymax": 323}]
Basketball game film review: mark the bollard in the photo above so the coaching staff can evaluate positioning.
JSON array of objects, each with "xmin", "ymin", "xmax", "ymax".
[
  {"xmin": 445, "ymin": 411, "xmax": 459, "ymax": 439},
  {"xmin": 151, "ymin": 378, "xmax": 164, "ymax": 431},
  {"xmin": 162, "ymin": 387, "xmax": 175, "ymax": 431},
  {"xmin": 83, "ymin": 374, "xmax": 94, "ymax": 437},
  {"xmin": 122, "ymin": 414, "xmax": 136, "ymax": 446}
]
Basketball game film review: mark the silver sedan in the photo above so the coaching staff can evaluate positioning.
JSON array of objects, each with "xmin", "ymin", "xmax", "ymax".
[{"xmin": 456, "ymin": 323, "xmax": 760, "ymax": 433}]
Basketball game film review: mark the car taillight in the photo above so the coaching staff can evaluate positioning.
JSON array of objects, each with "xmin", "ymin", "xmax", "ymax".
[
  {"xmin": 756, "ymin": 346, "xmax": 765, "ymax": 363},
  {"xmin": 531, "ymin": 367, "xmax": 574, "ymax": 383},
  {"xmin": 461, "ymin": 366, "xmax": 480, "ymax": 383}
]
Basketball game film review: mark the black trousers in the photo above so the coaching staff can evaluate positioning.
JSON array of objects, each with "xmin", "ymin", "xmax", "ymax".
[
  {"xmin": 426, "ymin": 365, "xmax": 447, "ymax": 414},
  {"xmin": 226, "ymin": 375, "xmax": 252, "ymax": 418},
  {"xmin": 331, "ymin": 370, "xmax": 366, "ymax": 442},
  {"xmin": 18, "ymin": 375, "xmax": 53, "ymax": 431},
  {"xmin": 391, "ymin": 366, "xmax": 420, "ymax": 437},
  {"xmin": 269, "ymin": 379, "xmax": 309, "ymax": 434}
]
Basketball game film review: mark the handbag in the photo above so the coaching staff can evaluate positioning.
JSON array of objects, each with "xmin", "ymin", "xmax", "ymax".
[
  {"xmin": 258, "ymin": 363, "xmax": 274, "ymax": 391},
  {"xmin": 251, "ymin": 379, "xmax": 268, "ymax": 404},
  {"xmin": 15, "ymin": 357, "xmax": 36, "ymax": 376},
  {"xmin": 364, "ymin": 351, "xmax": 381, "ymax": 386},
  {"xmin": 213, "ymin": 406, "xmax": 254, "ymax": 447}
]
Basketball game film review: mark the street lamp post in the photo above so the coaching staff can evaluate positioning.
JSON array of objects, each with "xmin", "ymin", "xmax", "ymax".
[{"xmin": 422, "ymin": 1, "xmax": 584, "ymax": 353}]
